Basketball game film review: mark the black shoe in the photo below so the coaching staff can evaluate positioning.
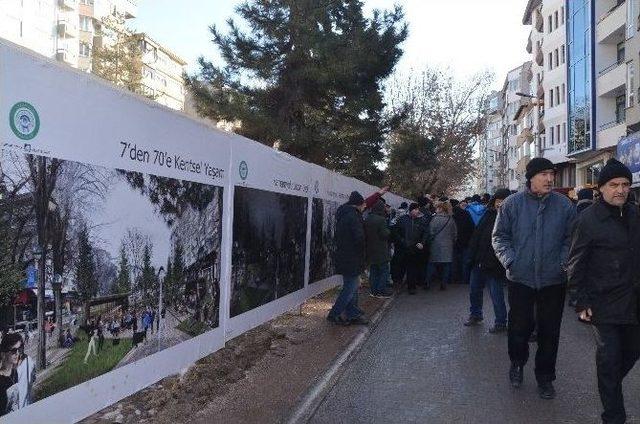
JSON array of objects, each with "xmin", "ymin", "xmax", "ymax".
[
  {"xmin": 463, "ymin": 316, "xmax": 483, "ymax": 327},
  {"xmin": 349, "ymin": 316, "xmax": 369, "ymax": 325},
  {"xmin": 509, "ymin": 364, "xmax": 523, "ymax": 388},
  {"xmin": 537, "ymin": 382, "xmax": 556, "ymax": 399},
  {"xmin": 375, "ymin": 290, "xmax": 393, "ymax": 299},
  {"xmin": 489, "ymin": 324, "xmax": 507, "ymax": 334},
  {"xmin": 326, "ymin": 315, "xmax": 348, "ymax": 326}
]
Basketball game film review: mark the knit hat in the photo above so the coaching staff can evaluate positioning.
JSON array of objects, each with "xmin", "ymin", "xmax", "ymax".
[
  {"xmin": 576, "ymin": 188, "xmax": 594, "ymax": 201},
  {"xmin": 347, "ymin": 191, "xmax": 365, "ymax": 206},
  {"xmin": 449, "ymin": 199, "xmax": 460, "ymax": 207},
  {"xmin": 525, "ymin": 157, "xmax": 555, "ymax": 181},
  {"xmin": 471, "ymin": 194, "xmax": 481, "ymax": 203},
  {"xmin": 408, "ymin": 202, "xmax": 420, "ymax": 211},
  {"xmin": 597, "ymin": 158, "xmax": 632, "ymax": 187},
  {"xmin": 399, "ymin": 202, "xmax": 408, "ymax": 210}
]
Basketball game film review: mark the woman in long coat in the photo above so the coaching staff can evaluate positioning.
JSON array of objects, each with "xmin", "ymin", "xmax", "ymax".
[{"xmin": 426, "ymin": 199, "xmax": 457, "ymax": 290}]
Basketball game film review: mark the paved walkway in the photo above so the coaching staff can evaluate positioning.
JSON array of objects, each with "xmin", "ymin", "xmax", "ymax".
[{"xmin": 310, "ymin": 285, "xmax": 640, "ymax": 424}]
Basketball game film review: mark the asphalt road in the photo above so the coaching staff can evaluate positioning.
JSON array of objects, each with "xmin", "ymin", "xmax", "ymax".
[{"xmin": 310, "ymin": 285, "xmax": 640, "ymax": 424}]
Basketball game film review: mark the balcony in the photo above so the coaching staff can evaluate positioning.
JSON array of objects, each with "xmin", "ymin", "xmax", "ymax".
[
  {"xmin": 58, "ymin": 0, "xmax": 77, "ymax": 10},
  {"xmin": 55, "ymin": 48, "xmax": 73, "ymax": 64},
  {"xmin": 597, "ymin": 120, "xmax": 627, "ymax": 149},
  {"xmin": 57, "ymin": 20, "xmax": 78, "ymax": 38},
  {"xmin": 597, "ymin": 62, "xmax": 626, "ymax": 97},
  {"xmin": 535, "ymin": 43, "xmax": 543, "ymax": 66},
  {"xmin": 597, "ymin": 1, "xmax": 626, "ymax": 44},
  {"xmin": 535, "ymin": 9, "xmax": 544, "ymax": 33},
  {"xmin": 526, "ymin": 33, "xmax": 533, "ymax": 54}
]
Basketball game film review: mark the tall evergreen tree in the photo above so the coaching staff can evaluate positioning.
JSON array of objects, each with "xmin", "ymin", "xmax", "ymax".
[
  {"xmin": 114, "ymin": 244, "xmax": 131, "ymax": 294},
  {"xmin": 75, "ymin": 224, "xmax": 97, "ymax": 302},
  {"xmin": 186, "ymin": 0, "xmax": 407, "ymax": 184},
  {"xmin": 139, "ymin": 243, "xmax": 156, "ymax": 302}
]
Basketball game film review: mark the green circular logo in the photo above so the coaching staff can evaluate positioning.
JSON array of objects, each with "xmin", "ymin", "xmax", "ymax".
[
  {"xmin": 9, "ymin": 102, "xmax": 40, "ymax": 141},
  {"xmin": 239, "ymin": 161, "xmax": 249, "ymax": 180}
]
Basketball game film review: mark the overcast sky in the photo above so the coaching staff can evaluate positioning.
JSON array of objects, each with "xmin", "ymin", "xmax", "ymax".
[{"xmin": 132, "ymin": 0, "xmax": 531, "ymax": 90}]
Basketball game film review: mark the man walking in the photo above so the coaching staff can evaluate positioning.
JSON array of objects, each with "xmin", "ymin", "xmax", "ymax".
[
  {"xmin": 365, "ymin": 200, "xmax": 393, "ymax": 298},
  {"xmin": 492, "ymin": 157, "xmax": 576, "ymax": 399},
  {"xmin": 394, "ymin": 203, "xmax": 429, "ymax": 295},
  {"xmin": 328, "ymin": 191, "xmax": 369, "ymax": 325},
  {"xmin": 568, "ymin": 159, "xmax": 640, "ymax": 424}
]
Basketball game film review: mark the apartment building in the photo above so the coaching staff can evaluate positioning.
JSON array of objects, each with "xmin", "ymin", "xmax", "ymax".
[
  {"xmin": 0, "ymin": 0, "xmax": 187, "ymax": 110},
  {"xmin": 477, "ymin": 91, "xmax": 504, "ymax": 194}
]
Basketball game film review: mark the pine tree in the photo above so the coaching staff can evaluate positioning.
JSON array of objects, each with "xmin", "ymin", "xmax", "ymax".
[
  {"xmin": 114, "ymin": 244, "xmax": 131, "ymax": 294},
  {"xmin": 139, "ymin": 243, "xmax": 156, "ymax": 303},
  {"xmin": 92, "ymin": 14, "xmax": 146, "ymax": 95},
  {"xmin": 186, "ymin": 0, "xmax": 407, "ymax": 185},
  {"xmin": 75, "ymin": 224, "xmax": 97, "ymax": 302}
]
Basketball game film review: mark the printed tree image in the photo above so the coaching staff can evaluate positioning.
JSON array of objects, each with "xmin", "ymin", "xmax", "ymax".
[
  {"xmin": 139, "ymin": 243, "xmax": 156, "ymax": 304},
  {"xmin": 75, "ymin": 224, "xmax": 97, "ymax": 322},
  {"xmin": 114, "ymin": 244, "xmax": 131, "ymax": 295},
  {"xmin": 0, "ymin": 220, "xmax": 23, "ymax": 306}
]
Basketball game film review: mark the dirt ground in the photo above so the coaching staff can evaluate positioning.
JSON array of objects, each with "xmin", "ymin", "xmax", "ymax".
[{"xmin": 82, "ymin": 286, "xmax": 387, "ymax": 424}]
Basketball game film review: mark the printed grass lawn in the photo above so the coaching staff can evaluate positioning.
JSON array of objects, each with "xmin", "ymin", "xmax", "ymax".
[{"xmin": 36, "ymin": 337, "xmax": 133, "ymax": 400}]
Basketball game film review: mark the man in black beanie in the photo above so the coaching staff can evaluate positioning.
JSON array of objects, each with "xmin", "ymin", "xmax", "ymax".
[
  {"xmin": 493, "ymin": 157, "xmax": 576, "ymax": 399},
  {"xmin": 568, "ymin": 158, "xmax": 640, "ymax": 423},
  {"xmin": 328, "ymin": 191, "xmax": 369, "ymax": 325}
]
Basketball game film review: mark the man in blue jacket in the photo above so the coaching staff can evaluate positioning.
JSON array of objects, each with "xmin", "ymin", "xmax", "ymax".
[{"xmin": 492, "ymin": 157, "xmax": 576, "ymax": 400}]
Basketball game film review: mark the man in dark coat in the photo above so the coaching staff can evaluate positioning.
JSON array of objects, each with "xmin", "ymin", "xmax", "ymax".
[
  {"xmin": 568, "ymin": 159, "xmax": 640, "ymax": 424},
  {"xmin": 328, "ymin": 191, "xmax": 369, "ymax": 325},
  {"xmin": 464, "ymin": 188, "xmax": 510, "ymax": 333},
  {"xmin": 365, "ymin": 200, "xmax": 392, "ymax": 298},
  {"xmin": 576, "ymin": 188, "xmax": 595, "ymax": 214},
  {"xmin": 393, "ymin": 203, "xmax": 429, "ymax": 295},
  {"xmin": 451, "ymin": 199, "xmax": 475, "ymax": 285}
]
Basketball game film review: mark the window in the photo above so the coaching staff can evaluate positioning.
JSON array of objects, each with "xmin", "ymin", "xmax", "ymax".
[
  {"xmin": 79, "ymin": 16, "xmax": 92, "ymax": 32},
  {"xmin": 548, "ymin": 15, "xmax": 553, "ymax": 33},
  {"xmin": 549, "ymin": 52, "xmax": 553, "ymax": 70},
  {"xmin": 616, "ymin": 95, "xmax": 626, "ymax": 123},
  {"xmin": 560, "ymin": 6, "xmax": 565, "ymax": 24},
  {"xmin": 556, "ymin": 125, "xmax": 561, "ymax": 144},
  {"xmin": 628, "ymin": 61, "xmax": 636, "ymax": 107},
  {"xmin": 618, "ymin": 42, "xmax": 626, "ymax": 64},
  {"xmin": 628, "ymin": 0, "xmax": 637, "ymax": 39},
  {"xmin": 561, "ymin": 83, "xmax": 566, "ymax": 103},
  {"xmin": 561, "ymin": 45, "xmax": 566, "ymax": 64},
  {"xmin": 550, "ymin": 126, "xmax": 555, "ymax": 145},
  {"xmin": 555, "ymin": 49, "xmax": 559, "ymax": 67},
  {"xmin": 556, "ymin": 86, "xmax": 560, "ymax": 105},
  {"xmin": 80, "ymin": 0, "xmax": 94, "ymax": 4},
  {"xmin": 19, "ymin": 21, "xmax": 22, "ymax": 37},
  {"xmin": 549, "ymin": 89, "xmax": 554, "ymax": 107},
  {"xmin": 79, "ymin": 42, "xmax": 91, "ymax": 57},
  {"xmin": 554, "ymin": 11, "xmax": 559, "ymax": 30}
]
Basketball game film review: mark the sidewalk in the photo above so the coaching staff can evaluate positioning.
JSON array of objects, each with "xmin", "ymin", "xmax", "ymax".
[{"xmin": 309, "ymin": 285, "xmax": 640, "ymax": 424}]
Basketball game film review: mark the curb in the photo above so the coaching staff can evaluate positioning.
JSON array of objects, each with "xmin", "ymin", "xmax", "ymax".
[{"xmin": 284, "ymin": 295, "xmax": 396, "ymax": 424}]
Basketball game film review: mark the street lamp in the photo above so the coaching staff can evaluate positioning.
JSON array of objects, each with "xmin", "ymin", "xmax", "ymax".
[{"xmin": 156, "ymin": 266, "xmax": 165, "ymax": 341}]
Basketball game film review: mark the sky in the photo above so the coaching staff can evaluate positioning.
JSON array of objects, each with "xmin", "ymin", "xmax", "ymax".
[{"xmin": 132, "ymin": 0, "xmax": 532, "ymax": 90}]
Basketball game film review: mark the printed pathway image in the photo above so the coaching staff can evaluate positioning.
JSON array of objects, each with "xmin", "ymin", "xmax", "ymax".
[{"xmin": 310, "ymin": 285, "xmax": 640, "ymax": 424}]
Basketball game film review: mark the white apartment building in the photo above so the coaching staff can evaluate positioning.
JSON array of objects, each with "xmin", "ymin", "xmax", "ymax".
[
  {"xmin": 0, "ymin": 0, "xmax": 187, "ymax": 110},
  {"xmin": 477, "ymin": 91, "xmax": 503, "ymax": 194}
]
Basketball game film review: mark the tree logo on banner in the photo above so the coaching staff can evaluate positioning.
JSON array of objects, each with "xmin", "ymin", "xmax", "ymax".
[
  {"xmin": 9, "ymin": 102, "xmax": 40, "ymax": 141},
  {"xmin": 239, "ymin": 160, "xmax": 249, "ymax": 180}
]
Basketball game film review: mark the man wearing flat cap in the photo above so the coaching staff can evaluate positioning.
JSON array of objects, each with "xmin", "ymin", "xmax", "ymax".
[
  {"xmin": 492, "ymin": 157, "xmax": 576, "ymax": 399},
  {"xmin": 568, "ymin": 158, "xmax": 640, "ymax": 424}
]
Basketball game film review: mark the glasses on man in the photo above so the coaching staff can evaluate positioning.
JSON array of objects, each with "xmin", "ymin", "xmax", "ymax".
[{"xmin": 2, "ymin": 346, "xmax": 22, "ymax": 355}]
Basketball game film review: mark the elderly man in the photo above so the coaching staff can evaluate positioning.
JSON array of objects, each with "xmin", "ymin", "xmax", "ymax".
[
  {"xmin": 492, "ymin": 157, "xmax": 576, "ymax": 399},
  {"xmin": 568, "ymin": 158, "xmax": 640, "ymax": 424}
]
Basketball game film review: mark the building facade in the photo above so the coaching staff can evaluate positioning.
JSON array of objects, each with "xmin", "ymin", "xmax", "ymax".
[
  {"xmin": 477, "ymin": 91, "xmax": 504, "ymax": 194},
  {"xmin": 0, "ymin": 0, "xmax": 187, "ymax": 110}
]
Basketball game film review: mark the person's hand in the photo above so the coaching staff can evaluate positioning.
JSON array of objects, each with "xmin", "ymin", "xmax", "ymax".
[
  {"xmin": 416, "ymin": 243, "xmax": 424, "ymax": 250},
  {"xmin": 578, "ymin": 308, "xmax": 592, "ymax": 322},
  {"xmin": 378, "ymin": 186, "xmax": 390, "ymax": 195}
]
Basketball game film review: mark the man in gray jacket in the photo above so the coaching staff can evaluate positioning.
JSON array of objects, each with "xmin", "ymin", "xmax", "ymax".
[{"xmin": 492, "ymin": 157, "xmax": 576, "ymax": 400}]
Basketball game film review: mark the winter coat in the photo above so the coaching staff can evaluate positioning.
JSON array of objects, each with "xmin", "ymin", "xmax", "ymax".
[
  {"xmin": 466, "ymin": 202, "xmax": 487, "ymax": 226},
  {"xmin": 453, "ymin": 206, "xmax": 475, "ymax": 249},
  {"xmin": 567, "ymin": 200, "xmax": 640, "ymax": 325},
  {"xmin": 492, "ymin": 189, "xmax": 576, "ymax": 288},
  {"xmin": 334, "ymin": 204, "xmax": 365, "ymax": 276},
  {"xmin": 576, "ymin": 199, "xmax": 593, "ymax": 214},
  {"xmin": 365, "ymin": 202, "xmax": 391, "ymax": 265},
  {"xmin": 428, "ymin": 213, "xmax": 457, "ymax": 263},
  {"xmin": 468, "ymin": 208, "xmax": 505, "ymax": 278},
  {"xmin": 393, "ymin": 213, "xmax": 429, "ymax": 258}
]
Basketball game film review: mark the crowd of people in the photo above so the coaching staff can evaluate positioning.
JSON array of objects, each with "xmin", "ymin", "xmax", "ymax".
[{"xmin": 328, "ymin": 157, "xmax": 640, "ymax": 423}]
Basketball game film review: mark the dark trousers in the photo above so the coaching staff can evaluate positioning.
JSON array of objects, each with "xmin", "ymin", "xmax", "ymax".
[
  {"xmin": 405, "ymin": 254, "xmax": 425, "ymax": 291},
  {"xmin": 391, "ymin": 250, "xmax": 407, "ymax": 285},
  {"xmin": 507, "ymin": 281, "xmax": 566, "ymax": 383},
  {"xmin": 592, "ymin": 324, "xmax": 640, "ymax": 424}
]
